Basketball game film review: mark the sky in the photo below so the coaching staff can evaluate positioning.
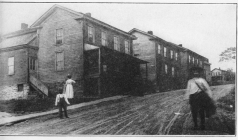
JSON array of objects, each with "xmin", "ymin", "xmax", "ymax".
[{"xmin": 0, "ymin": 1, "xmax": 236, "ymax": 71}]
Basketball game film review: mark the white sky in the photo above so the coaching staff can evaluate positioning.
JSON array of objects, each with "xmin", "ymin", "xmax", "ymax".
[{"xmin": 0, "ymin": 1, "xmax": 236, "ymax": 71}]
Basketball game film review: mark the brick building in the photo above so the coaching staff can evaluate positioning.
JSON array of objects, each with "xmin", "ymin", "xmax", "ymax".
[
  {"xmin": 129, "ymin": 28, "xmax": 211, "ymax": 91},
  {"xmin": 0, "ymin": 5, "xmax": 147, "ymax": 100}
]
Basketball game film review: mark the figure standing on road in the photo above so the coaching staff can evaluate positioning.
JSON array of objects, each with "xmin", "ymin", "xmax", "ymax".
[
  {"xmin": 55, "ymin": 88, "xmax": 70, "ymax": 119},
  {"xmin": 65, "ymin": 74, "xmax": 76, "ymax": 99},
  {"xmin": 184, "ymin": 68, "xmax": 216, "ymax": 130}
]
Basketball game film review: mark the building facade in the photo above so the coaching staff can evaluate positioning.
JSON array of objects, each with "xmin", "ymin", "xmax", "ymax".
[
  {"xmin": 129, "ymin": 29, "xmax": 184, "ymax": 92},
  {"xmin": 0, "ymin": 5, "xmax": 147, "ymax": 100},
  {"xmin": 129, "ymin": 28, "xmax": 211, "ymax": 91},
  {"xmin": 211, "ymin": 68, "xmax": 234, "ymax": 85}
]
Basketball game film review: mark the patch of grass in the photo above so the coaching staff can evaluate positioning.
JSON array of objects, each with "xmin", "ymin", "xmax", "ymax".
[
  {"xmin": 217, "ymin": 87, "xmax": 235, "ymax": 112},
  {"xmin": 216, "ymin": 87, "xmax": 235, "ymax": 134}
]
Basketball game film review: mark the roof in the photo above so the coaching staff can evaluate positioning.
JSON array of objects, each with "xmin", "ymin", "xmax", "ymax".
[
  {"xmin": 129, "ymin": 28, "xmax": 186, "ymax": 51},
  {"xmin": 31, "ymin": 4, "xmax": 135, "ymax": 39},
  {"xmin": 0, "ymin": 32, "xmax": 37, "ymax": 49},
  {"xmin": 211, "ymin": 68, "xmax": 227, "ymax": 72},
  {"xmin": 129, "ymin": 28, "xmax": 210, "ymax": 60}
]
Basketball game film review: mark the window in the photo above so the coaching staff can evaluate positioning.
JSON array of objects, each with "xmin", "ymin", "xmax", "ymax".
[
  {"xmin": 170, "ymin": 50, "xmax": 173, "ymax": 59},
  {"xmin": 114, "ymin": 36, "xmax": 120, "ymax": 51},
  {"xmin": 56, "ymin": 28, "xmax": 63, "ymax": 45},
  {"xmin": 125, "ymin": 40, "xmax": 130, "ymax": 54},
  {"xmin": 164, "ymin": 47, "xmax": 167, "ymax": 57},
  {"xmin": 88, "ymin": 25, "xmax": 94, "ymax": 43},
  {"xmin": 192, "ymin": 57, "xmax": 195, "ymax": 64},
  {"xmin": 17, "ymin": 84, "xmax": 24, "ymax": 92},
  {"xmin": 56, "ymin": 52, "xmax": 64, "ymax": 71},
  {"xmin": 158, "ymin": 44, "xmax": 161, "ymax": 54},
  {"xmin": 172, "ymin": 67, "xmax": 175, "ymax": 77},
  {"xmin": 200, "ymin": 61, "xmax": 202, "ymax": 66},
  {"xmin": 29, "ymin": 57, "xmax": 36, "ymax": 71},
  {"xmin": 189, "ymin": 55, "xmax": 191, "ymax": 63},
  {"xmin": 175, "ymin": 52, "xmax": 178, "ymax": 61},
  {"xmin": 101, "ymin": 31, "xmax": 107, "ymax": 46},
  {"xmin": 8, "ymin": 57, "xmax": 14, "ymax": 75},
  {"xmin": 165, "ymin": 64, "xmax": 168, "ymax": 74}
]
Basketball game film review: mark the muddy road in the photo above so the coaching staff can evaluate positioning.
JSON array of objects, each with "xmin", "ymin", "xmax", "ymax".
[{"xmin": 0, "ymin": 84, "xmax": 235, "ymax": 135}]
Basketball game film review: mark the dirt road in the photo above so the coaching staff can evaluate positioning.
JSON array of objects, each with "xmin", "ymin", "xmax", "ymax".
[{"xmin": 0, "ymin": 84, "xmax": 235, "ymax": 135}]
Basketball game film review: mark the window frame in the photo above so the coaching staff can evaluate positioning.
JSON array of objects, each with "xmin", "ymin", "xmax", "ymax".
[
  {"xmin": 114, "ymin": 36, "xmax": 120, "ymax": 51},
  {"xmin": 170, "ymin": 50, "xmax": 173, "ymax": 59},
  {"xmin": 165, "ymin": 64, "xmax": 168, "ymax": 74},
  {"xmin": 88, "ymin": 25, "xmax": 95, "ymax": 43},
  {"xmin": 8, "ymin": 57, "xmax": 14, "ymax": 75},
  {"xmin": 17, "ymin": 84, "xmax": 24, "ymax": 92},
  {"xmin": 175, "ymin": 52, "xmax": 178, "ymax": 60},
  {"xmin": 158, "ymin": 44, "xmax": 161, "ymax": 54},
  {"xmin": 29, "ymin": 57, "xmax": 37, "ymax": 71},
  {"xmin": 55, "ymin": 51, "xmax": 64, "ymax": 71},
  {"xmin": 56, "ymin": 28, "xmax": 63, "ymax": 45},
  {"xmin": 164, "ymin": 47, "xmax": 167, "ymax": 57},
  {"xmin": 101, "ymin": 31, "xmax": 107, "ymax": 46},
  {"xmin": 125, "ymin": 40, "xmax": 130, "ymax": 54},
  {"xmin": 172, "ymin": 67, "xmax": 175, "ymax": 77}
]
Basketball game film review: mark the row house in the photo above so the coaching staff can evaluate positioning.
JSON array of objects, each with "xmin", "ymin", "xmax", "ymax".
[
  {"xmin": 179, "ymin": 47, "xmax": 211, "ymax": 87},
  {"xmin": 0, "ymin": 5, "xmax": 147, "ymax": 100},
  {"xmin": 129, "ymin": 28, "xmax": 211, "ymax": 91},
  {"xmin": 129, "ymin": 29, "xmax": 184, "ymax": 92}
]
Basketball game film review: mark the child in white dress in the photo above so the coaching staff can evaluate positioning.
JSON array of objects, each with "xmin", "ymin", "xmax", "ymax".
[{"xmin": 65, "ymin": 74, "xmax": 76, "ymax": 99}]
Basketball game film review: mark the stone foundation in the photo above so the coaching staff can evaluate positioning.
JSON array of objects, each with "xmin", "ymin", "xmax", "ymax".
[{"xmin": 0, "ymin": 84, "xmax": 29, "ymax": 100}]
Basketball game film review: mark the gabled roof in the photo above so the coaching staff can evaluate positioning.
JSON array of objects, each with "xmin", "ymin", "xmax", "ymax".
[
  {"xmin": 211, "ymin": 68, "xmax": 227, "ymax": 72},
  {"xmin": 31, "ymin": 4, "xmax": 83, "ymax": 27},
  {"xmin": 0, "ymin": 32, "xmax": 37, "ymax": 49},
  {"xmin": 31, "ymin": 5, "xmax": 135, "ymax": 39}
]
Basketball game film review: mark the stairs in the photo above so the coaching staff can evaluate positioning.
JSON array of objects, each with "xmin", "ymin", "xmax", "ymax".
[{"xmin": 29, "ymin": 75, "xmax": 48, "ymax": 97}]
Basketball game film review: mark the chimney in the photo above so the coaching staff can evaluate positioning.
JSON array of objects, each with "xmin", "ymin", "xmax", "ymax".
[
  {"xmin": 21, "ymin": 23, "xmax": 28, "ymax": 30},
  {"xmin": 85, "ymin": 13, "xmax": 91, "ymax": 17},
  {"xmin": 178, "ymin": 44, "xmax": 182, "ymax": 47},
  {"xmin": 147, "ymin": 31, "xmax": 153, "ymax": 35}
]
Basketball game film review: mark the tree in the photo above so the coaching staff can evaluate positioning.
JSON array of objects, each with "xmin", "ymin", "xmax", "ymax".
[{"xmin": 219, "ymin": 47, "xmax": 236, "ymax": 62}]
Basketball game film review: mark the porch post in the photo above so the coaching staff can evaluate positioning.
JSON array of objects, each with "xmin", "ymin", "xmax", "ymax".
[
  {"xmin": 146, "ymin": 63, "xmax": 148, "ymax": 80},
  {"xmin": 98, "ymin": 48, "xmax": 101, "ymax": 96}
]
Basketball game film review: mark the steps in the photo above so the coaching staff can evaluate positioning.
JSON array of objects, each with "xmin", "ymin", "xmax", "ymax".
[{"xmin": 29, "ymin": 75, "xmax": 48, "ymax": 97}]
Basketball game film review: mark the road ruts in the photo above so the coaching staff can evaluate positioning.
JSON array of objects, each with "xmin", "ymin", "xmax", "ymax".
[{"xmin": 0, "ymin": 84, "xmax": 234, "ymax": 135}]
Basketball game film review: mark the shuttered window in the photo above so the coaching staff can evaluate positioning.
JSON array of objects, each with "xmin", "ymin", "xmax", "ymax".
[
  {"xmin": 8, "ymin": 57, "xmax": 14, "ymax": 75},
  {"xmin": 56, "ymin": 52, "xmax": 64, "ymax": 71}
]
